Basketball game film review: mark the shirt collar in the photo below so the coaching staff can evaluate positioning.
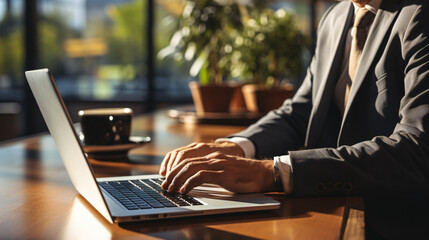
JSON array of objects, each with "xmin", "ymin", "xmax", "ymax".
[{"xmin": 352, "ymin": 0, "xmax": 382, "ymax": 14}]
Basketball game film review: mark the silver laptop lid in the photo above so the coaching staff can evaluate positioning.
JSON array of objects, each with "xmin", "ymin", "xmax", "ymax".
[{"xmin": 25, "ymin": 69, "xmax": 113, "ymax": 223}]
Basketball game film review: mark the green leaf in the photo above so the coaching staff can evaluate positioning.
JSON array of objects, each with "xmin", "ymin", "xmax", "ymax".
[{"xmin": 199, "ymin": 62, "xmax": 210, "ymax": 85}]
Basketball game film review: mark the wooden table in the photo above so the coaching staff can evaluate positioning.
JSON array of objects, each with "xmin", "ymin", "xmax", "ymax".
[{"xmin": 0, "ymin": 109, "xmax": 364, "ymax": 239}]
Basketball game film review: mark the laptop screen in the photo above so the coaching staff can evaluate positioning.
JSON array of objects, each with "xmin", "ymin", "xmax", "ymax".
[{"xmin": 25, "ymin": 69, "xmax": 113, "ymax": 223}]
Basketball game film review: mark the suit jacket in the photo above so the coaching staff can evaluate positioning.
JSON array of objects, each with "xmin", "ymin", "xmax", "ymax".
[{"xmin": 233, "ymin": 0, "xmax": 429, "ymax": 198}]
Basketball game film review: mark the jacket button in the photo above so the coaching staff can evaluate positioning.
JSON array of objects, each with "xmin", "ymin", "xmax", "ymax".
[
  {"xmin": 326, "ymin": 182, "xmax": 334, "ymax": 192},
  {"xmin": 316, "ymin": 183, "xmax": 326, "ymax": 193},
  {"xmin": 335, "ymin": 182, "xmax": 343, "ymax": 191},
  {"xmin": 344, "ymin": 182, "xmax": 353, "ymax": 192}
]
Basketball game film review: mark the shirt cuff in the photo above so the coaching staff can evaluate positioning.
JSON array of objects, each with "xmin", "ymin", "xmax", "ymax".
[
  {"xmin": 275, "ymin": 155, "xmax": 293, "ymax": 194},
  {"xmin": 215, "ymin": 137, "xmax": 255, "ymax": 158}
]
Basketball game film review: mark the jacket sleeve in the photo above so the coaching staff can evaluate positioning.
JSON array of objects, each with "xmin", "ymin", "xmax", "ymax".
[{"xmin": 290, "ymin": 3, "xmax": 429, "ymax": 197}]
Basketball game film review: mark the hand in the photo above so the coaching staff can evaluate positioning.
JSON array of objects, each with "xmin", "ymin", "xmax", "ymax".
[
  {"xmin": 161, "ymin": 151, "xmax": 277, "ymax": 194},
  {"xmin": 159, "ymin": 142, "xmax": 244, "ymax": 177}
]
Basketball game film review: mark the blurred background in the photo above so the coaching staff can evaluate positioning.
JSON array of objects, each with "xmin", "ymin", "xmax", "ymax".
[{"xmin": 0, "ymin": 0, "xmax": 336, "ymax": 141}]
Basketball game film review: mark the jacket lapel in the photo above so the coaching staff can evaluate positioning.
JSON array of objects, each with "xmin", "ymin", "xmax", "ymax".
[
  {"xmin": 342, "ymin": 0, "xmax": 401, "ymax": 118},
  {"xmin": 305, "ymin": 2, "xmax": 354, "ymax": 147}
]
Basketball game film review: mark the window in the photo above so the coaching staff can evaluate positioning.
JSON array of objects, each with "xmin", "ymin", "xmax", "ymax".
[
  {"xmin": 155, "ymin": 0, "xmax": 193, "ymax": 102},
  {"xmin": 38, "ymin": 0, "xmax": 148, "ymax": 102},
  {"xmin": 0, "ymin": 0, "xmax": 337, "ymax": 137},
  {"xmin": 0, "ymin": 0, "xmax": 24, "ymax": 101}
]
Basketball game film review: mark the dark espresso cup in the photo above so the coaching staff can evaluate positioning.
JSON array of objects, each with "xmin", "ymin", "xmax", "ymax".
[{"xmin": 78, "ymin": 108, "xmax": 133, "ymax": 145}]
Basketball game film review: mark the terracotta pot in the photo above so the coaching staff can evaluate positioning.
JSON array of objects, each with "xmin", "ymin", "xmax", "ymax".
[
  {"xmin": 229, "ymin": 84, "xmax": 247, "ymax": 113},
  {"xmin": 189, "ymin": 82, "xmax": 235, "ymax": 115},
  {"xmin": 242, "ymin": 84, "xmax": 295, "ymax": 113}
]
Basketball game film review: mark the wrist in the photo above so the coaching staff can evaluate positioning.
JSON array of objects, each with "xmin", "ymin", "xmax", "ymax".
[{"xmin": 260, "ymin": 160, "xmax": 279, "ymax": 192}]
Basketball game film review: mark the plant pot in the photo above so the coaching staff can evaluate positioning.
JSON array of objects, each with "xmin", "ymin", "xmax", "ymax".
[
  {"xmin": 189, "ymin": 82, "xmax": 235, "ymax": 115},
  {"xmin": 242, "ymin": 84, "xmax": 295, "ymax": 113},
  {"xmin": 229, "ymin": 84, "xmax": 247, "ymax": 113}
]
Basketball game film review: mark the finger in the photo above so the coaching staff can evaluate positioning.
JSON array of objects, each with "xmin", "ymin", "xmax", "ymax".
[
  {"xmin": 166, "ymin": 150, "xmax": 179, "ymax": 174},
  {"xmin": 159, "ymin": 151, "xmax": 172, "ymax": 176},
  {"xmin": 162, "ymin": 157, "xmax": 207, "ymax": 191},
  {"xmin": 167, "ymin": 158, "xmax": 225, "ymax": 192},
  {"xmin": 161, "ymin": 151, "xmax": 226, "ymax": 190},
  {"xmin": 162, "ymin": 156, "xmax": 202, "ymax": 190},
  {"xmin": 169, "ymin": 146, "xmax": 202, "ymax": 171},
  {"xmin": 165, "ymin": 142, "xmax": 198, "ymax": 174},
  {"xmin": 170, "ymin": 149, "xmax": 189, "ymax": 171},
  {"xmin": 170, "ymin": 143, "xmax": 208, "ymax": 170},
  {"xmin": 163, "ymin": 151, "xmax": 219, "ymax": 188},
  {"xmin": 179, "ymin": 170, "xmax": 223, "ymax": 194}
]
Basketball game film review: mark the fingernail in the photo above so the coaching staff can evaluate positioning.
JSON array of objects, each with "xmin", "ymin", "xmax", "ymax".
[{"xmin": 179, "ymin": 187, "xmax": 185, "ymax": 194}]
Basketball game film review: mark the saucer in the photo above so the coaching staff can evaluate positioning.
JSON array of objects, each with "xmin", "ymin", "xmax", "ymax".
[{"xmin": 82, "ymin": 136, "xmax": 151, "ymax": 154}]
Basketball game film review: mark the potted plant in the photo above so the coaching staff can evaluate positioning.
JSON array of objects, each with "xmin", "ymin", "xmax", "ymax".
[
  {"xmin": 159, "ymin": 0, "xmax": 243, "ymax": 114},
  {"xmin": 232, "ymin": 8, "xmax": 309, "ymax": 113}
]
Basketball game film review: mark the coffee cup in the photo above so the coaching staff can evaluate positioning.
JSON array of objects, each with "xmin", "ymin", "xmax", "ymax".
[{"xmin": 78, "ymin": 108, "xmax": 133, "ymax": 146}]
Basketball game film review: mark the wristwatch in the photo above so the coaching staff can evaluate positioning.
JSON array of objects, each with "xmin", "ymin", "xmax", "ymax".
[{"xmin": 273, "ymin": 156, "xmax": 284, "ymax": 191}]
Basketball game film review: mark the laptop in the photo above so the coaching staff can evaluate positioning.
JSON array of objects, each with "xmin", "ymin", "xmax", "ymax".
[{"xmin": 25, "ymin": 68, "xmax": 280, "ymax": 223}]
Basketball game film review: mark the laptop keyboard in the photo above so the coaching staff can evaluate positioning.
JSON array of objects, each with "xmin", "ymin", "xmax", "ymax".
[{"xmin": 99, "ymin": 178, "xmax": 203, "ymax": 210}]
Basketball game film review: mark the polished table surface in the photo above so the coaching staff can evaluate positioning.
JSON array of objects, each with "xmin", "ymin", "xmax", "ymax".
[{"xmin": 0, "ymin": 109, "xmax": 364, "ymax": 239}]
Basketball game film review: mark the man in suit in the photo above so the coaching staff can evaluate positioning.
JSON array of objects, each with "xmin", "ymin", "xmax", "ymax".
[{"xmin": 161, "ymin": 0, "xmax": 429, "ymax": 236}]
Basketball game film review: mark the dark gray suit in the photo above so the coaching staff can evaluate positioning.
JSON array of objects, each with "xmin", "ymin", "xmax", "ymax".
[{"xmin": 233, "ymin": 0, "xmax": 429, "ymax": 199}]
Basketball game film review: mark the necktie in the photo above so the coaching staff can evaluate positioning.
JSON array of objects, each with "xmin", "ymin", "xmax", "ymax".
[
  {"xmin": 335, "ymin": 7, "xmax": 375, "ymax": 112},
  {"xmin": 349, "ymin": 8, "xmax": 375, "ymax": 81}
]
